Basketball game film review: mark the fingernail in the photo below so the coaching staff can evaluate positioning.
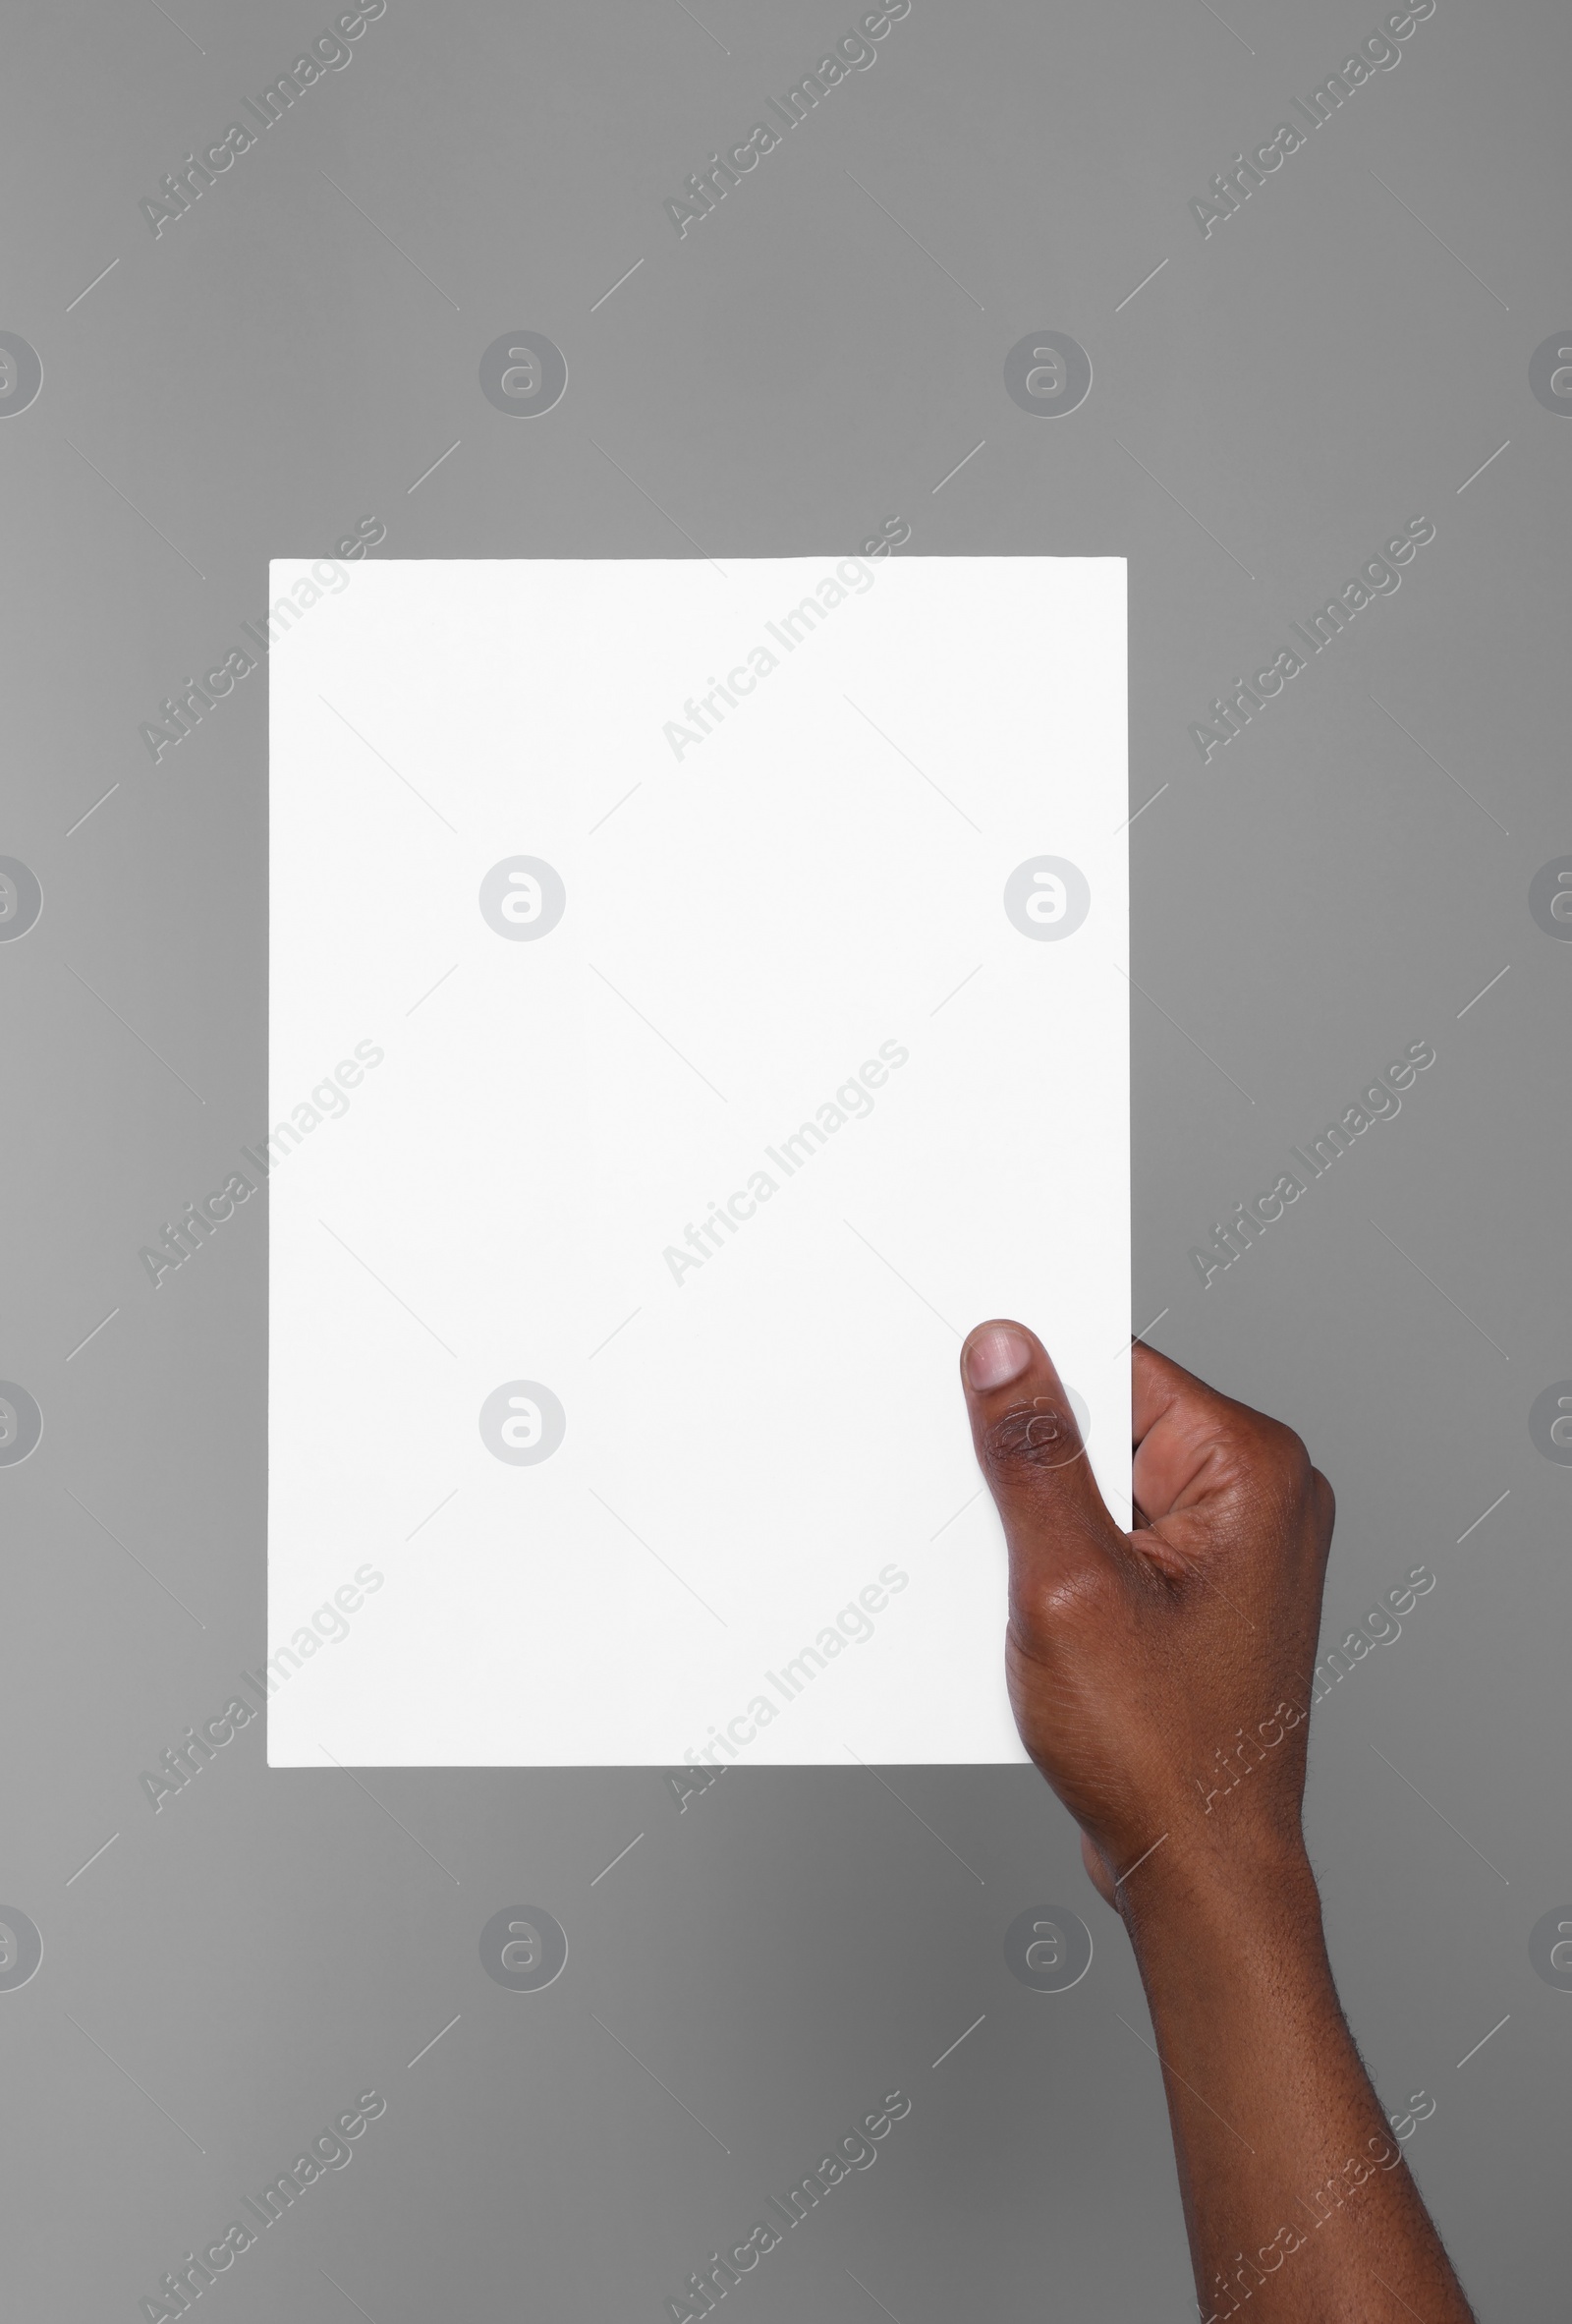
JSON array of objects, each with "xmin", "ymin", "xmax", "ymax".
[{"xmin": 965, "ymin": 1328, "xmax": 1033, "ymax": 1391}]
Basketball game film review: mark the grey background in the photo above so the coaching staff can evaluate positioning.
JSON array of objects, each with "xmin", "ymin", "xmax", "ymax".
[{"xmin": 3, "ymin": 0, "xmax": 1567, "ymax": 2314}]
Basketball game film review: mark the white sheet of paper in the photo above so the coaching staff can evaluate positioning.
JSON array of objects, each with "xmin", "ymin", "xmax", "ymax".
[{"xmin": 266, "ymin": 554, "xmax": 1128, "ymax": 1766}]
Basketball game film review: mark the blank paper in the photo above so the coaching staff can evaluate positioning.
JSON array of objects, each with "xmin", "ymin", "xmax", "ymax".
[{"xmin": 266, "ymin": 554, "xmax": 1128, "ymax": 1766}]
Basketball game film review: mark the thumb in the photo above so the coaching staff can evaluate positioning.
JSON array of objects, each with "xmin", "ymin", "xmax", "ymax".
[{"xmin": 959, "ymin": 1320, "xmax": 1121, "ymax": 1570}]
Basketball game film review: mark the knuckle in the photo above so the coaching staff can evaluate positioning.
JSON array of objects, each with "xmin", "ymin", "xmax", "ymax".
[
  {"xmin": 1274, "ymin": 1426, "xmax": 1315, "ymax": 1491},
  {"xmin": 1012, "ymin": 1582, "xmax": 1151, "ymax": 1734},
  {"xmin": 1046, "ymin": 1557, "xmax": 1115, "ymax": 1622},
  {"xmin": 1010, "ymin": 1554, "xmax": 1113, "ymax": 1643},
  {"xmin": 1229, "ymin": 1411, "xmax": 1312, "ymax": 1489}
]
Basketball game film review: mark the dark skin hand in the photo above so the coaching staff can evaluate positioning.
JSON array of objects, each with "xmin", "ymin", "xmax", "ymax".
[{"xmin": 959, "ymin": 1321, "xmax": 1476, "ymax": 2324}]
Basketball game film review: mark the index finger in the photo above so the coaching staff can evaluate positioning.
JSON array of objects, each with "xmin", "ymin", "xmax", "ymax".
[{"xmin": 1130, "ymin": 1340, "xmax": 1277, "ymax": 1522}]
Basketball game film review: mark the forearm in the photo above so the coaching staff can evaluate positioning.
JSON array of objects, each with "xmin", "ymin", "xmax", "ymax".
[{"xmin": 1123, "ymin": 1848, "xmax": 1474, "ymax": 2324}]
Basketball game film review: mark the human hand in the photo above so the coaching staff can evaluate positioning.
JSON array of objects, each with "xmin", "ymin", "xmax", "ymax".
[
  {"xmin": 960, "ymin": 1323, "xmax": 1476, "ymax": 2324},
  {"xmin": 958, "ymin": 1322, "xmax": 1335, "ymax": 1916}
]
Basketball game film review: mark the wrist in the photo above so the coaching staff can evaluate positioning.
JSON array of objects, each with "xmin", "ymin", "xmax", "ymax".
[{"xmin": 1116, "ymin": 1834, "xmax": 1332, "ymax": 2002}]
